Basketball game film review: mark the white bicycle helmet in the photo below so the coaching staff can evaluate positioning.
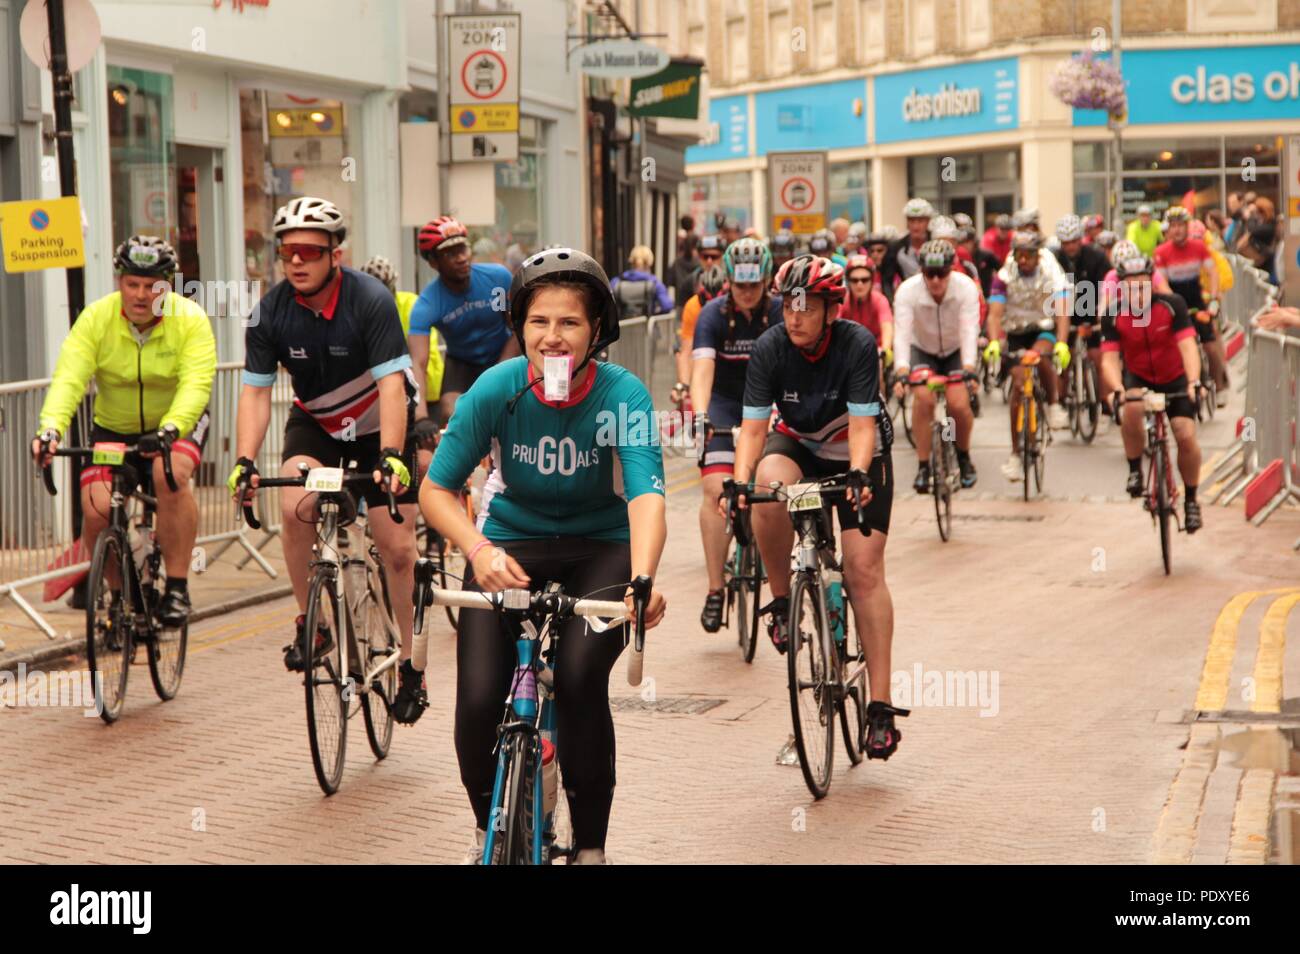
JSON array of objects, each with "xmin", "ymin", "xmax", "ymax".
[
  {"xmin": 273, "ymin": 196, "xmax": 347, "ymax": 242},
  {"xmin": 1056, "ymin": 214, "xmax": 1085, "ymax": 242},
  {"xmin": 902, "ymin": 197, "xmax": 934, "ymax": 220},
  {"xmin": 361, "ymin": 255, "xmax": 398, "ymax": 292},
  {"xmin": 929, "ymin": 215, "xmax": 959, "ymax": 241}
]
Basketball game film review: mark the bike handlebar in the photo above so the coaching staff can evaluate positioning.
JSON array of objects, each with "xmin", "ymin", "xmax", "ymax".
[
  {"xmin": 721, "ymin": 473, "xmax": 871, "ymax": 536},
  {"xmin": 39, "ymin": 442, "xmax": 178, "ymax": 496},
  {"xmin": 235, "ymin": 462, "xmax": 403, "ymax": 530}
]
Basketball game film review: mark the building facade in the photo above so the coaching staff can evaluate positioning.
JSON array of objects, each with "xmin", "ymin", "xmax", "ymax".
[{"xmin": 682, "ymin": 0, "xmax": 1299, "ymax": 243}]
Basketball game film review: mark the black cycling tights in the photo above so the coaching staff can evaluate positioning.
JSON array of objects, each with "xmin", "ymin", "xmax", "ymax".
[{"xmin": 454, "ymin": 538, "xmax": 631, "ymax": 851}]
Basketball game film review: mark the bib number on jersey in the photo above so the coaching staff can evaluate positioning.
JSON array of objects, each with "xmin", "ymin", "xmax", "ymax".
[{"xmin": 305, "ymin": 467, "xmax": 344, "ymax": 493}]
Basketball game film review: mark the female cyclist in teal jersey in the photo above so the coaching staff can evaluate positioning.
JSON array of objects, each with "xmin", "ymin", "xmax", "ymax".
[{"xmin": 420, "ymin": 248, "xmax": 668, "ymax": 865}]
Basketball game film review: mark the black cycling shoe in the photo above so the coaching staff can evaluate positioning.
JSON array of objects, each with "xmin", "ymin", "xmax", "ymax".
[
  {"xmin": 1184, "ymin": 499, "xmax": 1203, "ymax": 535},
  {"xmin": 865, "ymin": 701, "xmax": 910, "ymax": 761},
  {"xmin": 761, "ymin": 596, "xmax": 790, "ymax": 654},
  {"xmin": 1126, "ymin": 469, "xmax": 1144, "ymax": 498},
  {"xmin": 157, "ymin": 588, "xmax": 191, "ymax": 628},
  {"xmin": 700, "ymin": 589, "xmax": 724, "ymax": 633},
  {"xmin": 958, "ymin": 455, "xmax": 977, "ymax": 489},
  {"xmin": 913, "ymin": 462, "xmax": 931, "ymax": 494},
  {"xmin": 391, "ymin": 659, "xmax": 429, "ymax": 725},
  {"xmin": 284, "ymin": 614, "xmax": 334, "ymax": 673}
]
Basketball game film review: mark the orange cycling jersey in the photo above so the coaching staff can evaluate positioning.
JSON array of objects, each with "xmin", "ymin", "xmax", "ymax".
[{"xmin": 678, "ymin": 293, "xmax": 704, "ymax": 349}]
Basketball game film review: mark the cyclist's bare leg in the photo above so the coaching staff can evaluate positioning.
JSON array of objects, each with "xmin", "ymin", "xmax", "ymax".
[
  {"xmin": 751, "ymin": 453, "xmax": 803, "ymax": 600},
  {"xmin": 1119, "ymin": 393, "xmax": 1147, "ymax": 459},
  {"xmin": 699, "ymin": 471, "xmax": 731, "ymax": 591},
  {"xmin": 1171, "ymin": 416, "xmax": 1202, "ymax": 487},
  {"xmin": 151, "ymin": 452, "xmax": 198, "ymax": 580},
  {"xmin": 842, "ymin": 528, "xmax": 892, "ymax": 702},
  {"xmin": 944, "ymin": 380, "xmax": 974, "ymax": 450},
  {"xmin": 1034, "ymin": 338, "xmax": 1060, "ymax": 403},
  {"xmin": 910, "ymin": 384, "xmax": 936, "ymax": 462},
  {"xmin": 369, "ymin": 502, "xmax": 418, "ymax": 657},
  {"xmin": 280, "ymin": 454, "xmax": 325, "ymax": 612},
  {"xmin": 1007, "ymin": 366, "xmax": 1026, "ymax": 453},
  {"xmin": 1204, "ymin": 334, "xmax": 1229, "ymax": 390},
  {"xmin": 81, "ymin": 477, "xmax": 116, "ymax": 586}
]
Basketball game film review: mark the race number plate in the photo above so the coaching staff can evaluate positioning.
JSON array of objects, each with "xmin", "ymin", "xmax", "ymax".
[
  {"xmin": 787, "ymin": 482, "xmax": 823, "ymax": 512},
  {"xmin": 732, "ymin": 263, "xmax": 761, "ymax": 284},
  {"xmin": 1142, "ymin": 392, "xmax": 1167, "ymax": 413},
  {"xmin": 305, "ymin": 467, "xmax": 344, "ymax": 493},
  {"xmin": 91, "ymin": 442, "xmax": 127, "ymax": 466}
]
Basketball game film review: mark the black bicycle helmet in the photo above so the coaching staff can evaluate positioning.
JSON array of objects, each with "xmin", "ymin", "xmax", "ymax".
[
  {"xmin": 508, "ymin": 247, "xmax": 620, "ymax": 351},
  {"xmin": 113, "ymin": 235, "xmax": 178, "ymax": 277}
]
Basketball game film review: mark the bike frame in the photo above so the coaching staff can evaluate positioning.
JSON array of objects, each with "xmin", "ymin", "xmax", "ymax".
[{"xmin": 1146, "ymin": 409, "xmax": 1179, "ymax": 517}]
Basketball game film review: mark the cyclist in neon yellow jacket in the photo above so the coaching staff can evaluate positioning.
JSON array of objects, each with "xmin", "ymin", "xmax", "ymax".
[{"xmin": 33, "ymin": 235, "xmax": 216, "ymax": 626}]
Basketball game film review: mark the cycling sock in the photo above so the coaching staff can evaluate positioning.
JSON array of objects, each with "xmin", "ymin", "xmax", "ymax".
[
  {"xmin": 1127, "ymin": 457, "xmax": 1142, "ymax": 474},
  {"xmin": 956, "ymin": 448, "xmax": 971, "ymax": 463},
  {"xmin": 1185, "ymin": 485, "xmax": 1198, "ymax": 503},
  {"xmin": 165, "ymin": 576, "xmax": 187, "ymax": 593}
]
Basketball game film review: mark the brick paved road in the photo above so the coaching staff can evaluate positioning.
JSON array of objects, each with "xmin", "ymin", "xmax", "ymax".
[{"xmin": 2, "ymin": 385, "xmax": 1298, "ymax": 864}]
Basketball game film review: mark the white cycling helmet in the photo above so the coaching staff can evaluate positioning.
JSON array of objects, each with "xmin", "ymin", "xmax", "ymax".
[
  {"xmin": 1010, "ymin": 207, "xmax": 1040, "ymax": 230},
  {"xmin": 1056, "ymin": 214, "xmax": 1085, "ymax": 242},
  {"xmin": 929, "ymin": 215, "xmax": 959, "ymax": 241},
  {"xmin": 361, "ymin": 255, "xmax": 398, "ymax": 292},
  {"xmin": 902, "ymin": 197, "xmax": 934, "ymax": 220},
  {"xmin": 1110, "ymin": 239, "xmax": 1140, "ymax": 262},
  {"xmin": 273, "ymin": 196, "xmax": 347, "ymax": 242}
]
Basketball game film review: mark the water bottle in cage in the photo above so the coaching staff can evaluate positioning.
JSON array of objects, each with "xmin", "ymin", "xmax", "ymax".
[{"xmin": 824, "ymin": 568, "xmax": 846, "ymax": 646}]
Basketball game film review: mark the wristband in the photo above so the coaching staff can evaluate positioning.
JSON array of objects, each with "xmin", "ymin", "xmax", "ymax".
[{"xmin": 467, "ymin": 538, "xmax": 494, "ymax": 563}]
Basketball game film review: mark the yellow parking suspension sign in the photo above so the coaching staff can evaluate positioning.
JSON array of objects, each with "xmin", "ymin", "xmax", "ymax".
[
  {"xmin": 0, "ymin": 196, "xmax": 85, "ymax": 273},
  {"xmin": 451, "ymin": 103, "xmax": 520, "ymax": 134}
]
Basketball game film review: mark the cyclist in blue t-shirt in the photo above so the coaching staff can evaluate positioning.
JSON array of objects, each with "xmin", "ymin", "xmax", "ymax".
[
  {"xmin": 420, "ymin": 247, "xmax": 667, "ymax": 866},
  {"xmin": 407, "ymin": 216, "xmax": 519, "ymax": 426}
]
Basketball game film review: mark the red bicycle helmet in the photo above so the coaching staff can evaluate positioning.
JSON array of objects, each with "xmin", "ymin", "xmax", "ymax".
[
  {"xmin": 418, "ymin": 216, "xmax": 469, "ymax": 256},
  {"xmin": 773, "ymin": 254, "xmax": 846, "ymax": 302}
]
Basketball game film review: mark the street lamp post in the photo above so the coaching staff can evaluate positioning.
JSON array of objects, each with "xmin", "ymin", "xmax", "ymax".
[{"xmin": 1110, "ymin": 0, "xmax": 1124, "ymax": 228}]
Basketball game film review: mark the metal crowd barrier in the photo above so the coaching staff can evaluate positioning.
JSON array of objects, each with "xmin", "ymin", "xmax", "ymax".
[
  {"xmin": 0, "ymin": 365, "xmax": 287, "ymax": 645},
  {"xmin": 1206, "ymin": 254, "xmax": 1284, "ymax": 509}
]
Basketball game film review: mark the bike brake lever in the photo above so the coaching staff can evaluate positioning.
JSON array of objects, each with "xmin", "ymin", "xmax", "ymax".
[{"xmin": 630, "ymin": 574, "xmax": 652, "ymax": 653}]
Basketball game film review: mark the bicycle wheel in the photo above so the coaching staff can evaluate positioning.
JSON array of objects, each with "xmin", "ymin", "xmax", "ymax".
[
  {"xmin": 359, "ymin": 580, "xmax": 397, "ymax": 760},
  {"xmin": 86, "ymin": 529, "xmax": 132, "ymax": 724},
  {"xmin": 787, "ymin": 573, "xmax": 835, "ymax": 799},
  {"xmin": 146, "ymin": 600, "xmax": 188, "ymax": 702},
  {"xmin": 838, "ymin": 596, "xmax": 865, "ymax": 767},
  {"xmin": 931, "ymin": 423, "xmax": 951, "ymax": 542},
  {"xmin": 1067, "ymin": 360, "xmax": 1081, "ymax": 438},
  {"xmin": 304, "ymin": 570, "xmax": 347, "ymax": 795},
  {"xmin": 1032, "ymin": 389, "xmax": 1047, "ymax": 494},
  {"xmin": 1155, "ymin": 443, "xmax": 1173, "ymax": 576},
  {"xmin": 1021, "ymin": 395, "xmax": 1034, "ymax": 501},
  {"xmin": 1078, "ymin": 355, "xmax": 1100, "ymax": 444},
  {"xmin": 491, "ymin": 733, "xmax": 537, "ymax": 865},
  {"xmin": 898, "ymin": 389, "xmax": 915, "ymax": 448},
  {"xmin": 736, "ymin": 542, "xmax": 759, "ymax": 664},
  {"xmin": 1201, "ymin": 371, "xmax": 1217, "ymax": 422}
]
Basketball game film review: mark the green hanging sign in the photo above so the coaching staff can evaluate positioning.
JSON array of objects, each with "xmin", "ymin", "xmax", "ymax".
[{"xmin": 628, "ymin": 60, "xmax": 703, "ymax": 120}]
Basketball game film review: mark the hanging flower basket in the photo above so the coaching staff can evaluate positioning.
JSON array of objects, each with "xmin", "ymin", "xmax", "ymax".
[{"xmin": 1050, "ymin": 51, "xmax": 1127, "ymax": 119}]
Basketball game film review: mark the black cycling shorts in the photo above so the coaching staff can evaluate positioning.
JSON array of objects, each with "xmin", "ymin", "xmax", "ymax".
[
  {"xmin": 442, "ymin": 355, "xmax": 493, "ymax": 395},
  {"xmin": 700, "ymin": 396, "xmax": 742, "ymax": 475},
  {"xmin": 1007, "ymin": 329, "xmax": 1056, "ymax": 354},
  {"xmin": 1191, "ymin": 310, "xmax": 1218, "ymax": 344},
  {"xmin": 84, "ymin": 409, "xmax": 211, "ymax": 488},
  {"xmin": 760, "ymin": 431, "xmax": 893, "ymax": 535},
  {"xmin": 1122, "ymin": 371, "xmax": 1196, "ymax": 421},
  {"xmin": 281, "ymin": 407, "xmax": 418, "ymax": 506},
  {"xmin": 908, "ymin": 346, "xmax": 963, "ymax": 378}
]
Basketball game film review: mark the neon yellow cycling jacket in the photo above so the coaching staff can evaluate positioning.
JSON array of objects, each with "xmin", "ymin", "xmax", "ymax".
[
  {"xmin": 39, "ymin": 291, "xmax": 217, "ymax": 438},
  {"xmin": 397, "ymin": 289, "xmax": 444, "ymax": 402}
]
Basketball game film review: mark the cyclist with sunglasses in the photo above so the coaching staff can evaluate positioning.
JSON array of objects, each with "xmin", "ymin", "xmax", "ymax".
[
  {"xmin": 407, "ymin": 216, "xmax": 519, "ymax": 428},
  {"xmin": 838, "ymin": 253, "xmax": 894, "ymax": 368},
  {"xmin": 33, "ymin": 235, "xmax": 216, "ymax": 628},
  {"xmin": 228, "ymin": 198, "xmax": 425, "ymax": 718},
  {"xmin": 891, "ymin": 241, "xmax": 981, "ymax": 493},
  {"xmin": 691, "ymin": 238, "xmax": 782, "ymax": 634}
]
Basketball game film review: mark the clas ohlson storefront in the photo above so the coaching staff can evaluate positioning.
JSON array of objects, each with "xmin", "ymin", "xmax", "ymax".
[{"xmin": 684, "ymin": 37, "xmax": 1300, "ymax": 244}]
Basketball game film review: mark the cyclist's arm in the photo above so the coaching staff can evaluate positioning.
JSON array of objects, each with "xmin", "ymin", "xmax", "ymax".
[
  {"xmin": 375, "ymin": 370, "xmax": 409, "ymax": 457},
  {"xmin": 1098, "ymin": 315, "xmax": 1124, "ymax": 396},
  {"xmin": 892, "ymin": 284, "xmax": 914, "ymax": 374},
  {"xmin": 234, "ymin": 383, "xmax": 273, "ymax": 461},
  {"xmin": 160, "ymin": 306, "xmax": 217, "ymax": 436},
  {"xmin": 689, "ymin": 305, "xmax": 721, "ymax": 412},
  {"xmin": 1053, "ymin": 287, "xmax": 1070, "ymax": 342},
  {"xmin": 615, "ymin": 376, "xmax": 668, "ymax": 580},
  {"xmin": 1202, "ymin": 249, "xmax": 1220, "ymax": 301},
  {"xmin": 985, "ymin": 298, "xmax": 1005, "ymax": 342},
  {"xmin": 733, "ymin": 418, "xmax": 767, "ymax": 486},
  {"xmin": 847, "ymin": 415, "xmax": 876, "ymax": 472},
  {"xmin": 627, "ymin": 493, "xmax": 667, "ymax": 581},
  {"xmin": 408, "ymin": 334, "xmax": 431, "ymax": 412},
  {"xmin": 37, "ymin": 307, "xmax": 100, "ymax": 436},
  {"xmin": 736, "ymin": 335, "xmax": 778, "ymax": 485},
  {"xmin": 424, "ymin": 380, "xmax": 494, "ymax": 550},
  {"xmin": 846, "ymin": 330, "xmax": 880, "ymax": 468},
  {"xmin": 958, "ymin": 280, "xmax": 980, "ymax": 370},
  {"xmin": 875, "ymin": 291, "xmax": 895, "ymax": 354},
  {"xmin": 1168, "ymin": 297, "xmax": 1201, "ymax": 382},
  {"xmin": 690, "ymin": 357, "xmax": 715, "ymax": 417}
]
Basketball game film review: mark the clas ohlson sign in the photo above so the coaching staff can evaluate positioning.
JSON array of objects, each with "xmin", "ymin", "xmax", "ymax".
[
  {"xmin": 874, "ymin": 57, "xmax": 1018, "ymax": 143},
  {"xmin": 1074, "ymin": 44, "xmax": 1300, "ymax": 126}
]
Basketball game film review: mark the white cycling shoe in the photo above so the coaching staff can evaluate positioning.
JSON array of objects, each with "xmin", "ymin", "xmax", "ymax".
[
  {"xmin": 1047, "ymin": 403, "xmax": 1069, "ymax": 430},
  {"xmin": 460, "ymin": 828, "xmax": 486, "ymax": 865},
  {"xmin": 1001, "ymin": 453, "xmax": 1023, "ymax": 482}
]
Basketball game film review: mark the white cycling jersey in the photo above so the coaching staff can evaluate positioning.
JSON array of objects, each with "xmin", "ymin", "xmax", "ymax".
[{"xmin": 892, "ymin": 270, "xmax": 982, "ymax": 370}]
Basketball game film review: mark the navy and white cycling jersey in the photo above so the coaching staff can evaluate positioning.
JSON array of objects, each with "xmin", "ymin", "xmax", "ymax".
[{"xmin": 691, "ymin": 293, "xmax": 784, "ymax": 403}]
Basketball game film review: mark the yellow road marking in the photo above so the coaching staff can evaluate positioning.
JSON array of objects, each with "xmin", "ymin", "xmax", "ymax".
[
  {"xmin": 1251, "ymin": 592, "xmax": 1299, "ymax": 713},
  {"xmin": 1194, "ymin": 591, "xmax": 1262, "ymax": 712},
  {"xmin": 1199, "ymin": 449, "xmax": 1226, "ymax": 486},
  {"xmin": 189, "ymin": 604, "xmax": 292, "ymax": 655}
]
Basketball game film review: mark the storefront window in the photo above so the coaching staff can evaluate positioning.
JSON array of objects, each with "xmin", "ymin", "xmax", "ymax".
[
  {"xmin": 239, "ymin": 89, "xmax": 363, "ymax": 287},
  {"xmin": 1119, "ymin": 173, "xmax": 1221, "ymax": 220},
  {"xmin": 107, "ymin": 67, "xmax": 176, "ymax": 248},
  {"xmin": 681, "ymin": 172, "xmax": 752, "ymax": 234},
  {"xmin": 1073, "ymin": 142, "xmax": 1107, "ymax": 174},
  {"xmin": 828, "ymin": 160, "xmax": 870, "ymax": 225},
  {"xmin": 1224, "ymin": 135, "xmax": 1282, "ymax": 172},
  {"xmin": 1122, "ymin": 137, "xmax": 1221, "ymax": 172}
]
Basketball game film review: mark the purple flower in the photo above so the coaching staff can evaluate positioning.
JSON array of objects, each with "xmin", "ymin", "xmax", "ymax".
[{"xmin": 1050, "ymin": 51, "xmax": 1128, "ymax": 117}]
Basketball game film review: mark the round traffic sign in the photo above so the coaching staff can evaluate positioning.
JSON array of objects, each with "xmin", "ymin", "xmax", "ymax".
[
  {"xmin": 781, "ymin": 177, "xmax": 815, "ymax": 212},
  {"xmin": 19, "ymin": 0, "xmax": 102, "ymax": 73},
  {"xmin": 29, "ymin": 208, "xmax": 50, "ymax": 231},
  {"xmin": 460, "ymin": 49, "xmax": 508, "ymax": 101},
  {"xmin": 458, "ymin": 109, "xmax": 477, "ymax": 129}
]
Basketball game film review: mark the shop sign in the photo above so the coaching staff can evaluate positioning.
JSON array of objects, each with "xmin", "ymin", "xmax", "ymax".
[
  {"xmin": 267, "ymin": 107, "xmax": 344, "ymax": 138},
  {"xmin": 579, "ymin": 38, "xmax": 669, "ymax": 80},
  {"xmin": 448, "ymin": 13, "xmax": 521, "ymax": 162},
  {"xmin": 875, "ymin": 57, "xmax": 1018, "ymax": 143},
  {"xmin": 0, "ymin": 197, "xmax": 85, "ymax": 273},
  {"xmin": 768, "ymin": 151, "xmax": 827, "ymax": 236},
  {"xmin": 1074, "ymin": 45, "xmax": 1300, "ymax": 126},
  {"xmin": 629, "ymin": 60, "xmax": 702, "ymax": 119},
  {"xmin": 686, "ymin": 95, "xmax": 748, "ymax": 163}
]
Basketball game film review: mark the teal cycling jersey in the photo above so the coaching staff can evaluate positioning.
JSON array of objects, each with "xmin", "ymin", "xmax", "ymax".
[{"xmin": 426, "ymin": 357, "xmax": 666, "ymax": 543}]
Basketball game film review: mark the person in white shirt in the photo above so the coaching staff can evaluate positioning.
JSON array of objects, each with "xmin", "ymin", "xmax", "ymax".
[{"xmin": 891, "ymin": 240, "xmax": 982, "ymax": 493}]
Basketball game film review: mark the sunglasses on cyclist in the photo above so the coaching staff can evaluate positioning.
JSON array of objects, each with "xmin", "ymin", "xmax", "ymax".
[
  {"xmin": 700, "ymin": 252, "xmax": 722, "ymax": 263},
  {"xmin": 922, "ymin": 267, "xmax": 951, "ymax": 280},
  {"xmin": 277, "ymin": 243, "xmax": 332, "ymax": 263},
  {"xmin": 849, "ymin": 276, "xmax": 873, "ymax": 285}
]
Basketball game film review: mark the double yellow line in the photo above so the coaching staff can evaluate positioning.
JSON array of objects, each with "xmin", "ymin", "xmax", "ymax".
[{"xmin": 1194, "ymin": 586, "xmax": 1299, "ymax": 714}]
